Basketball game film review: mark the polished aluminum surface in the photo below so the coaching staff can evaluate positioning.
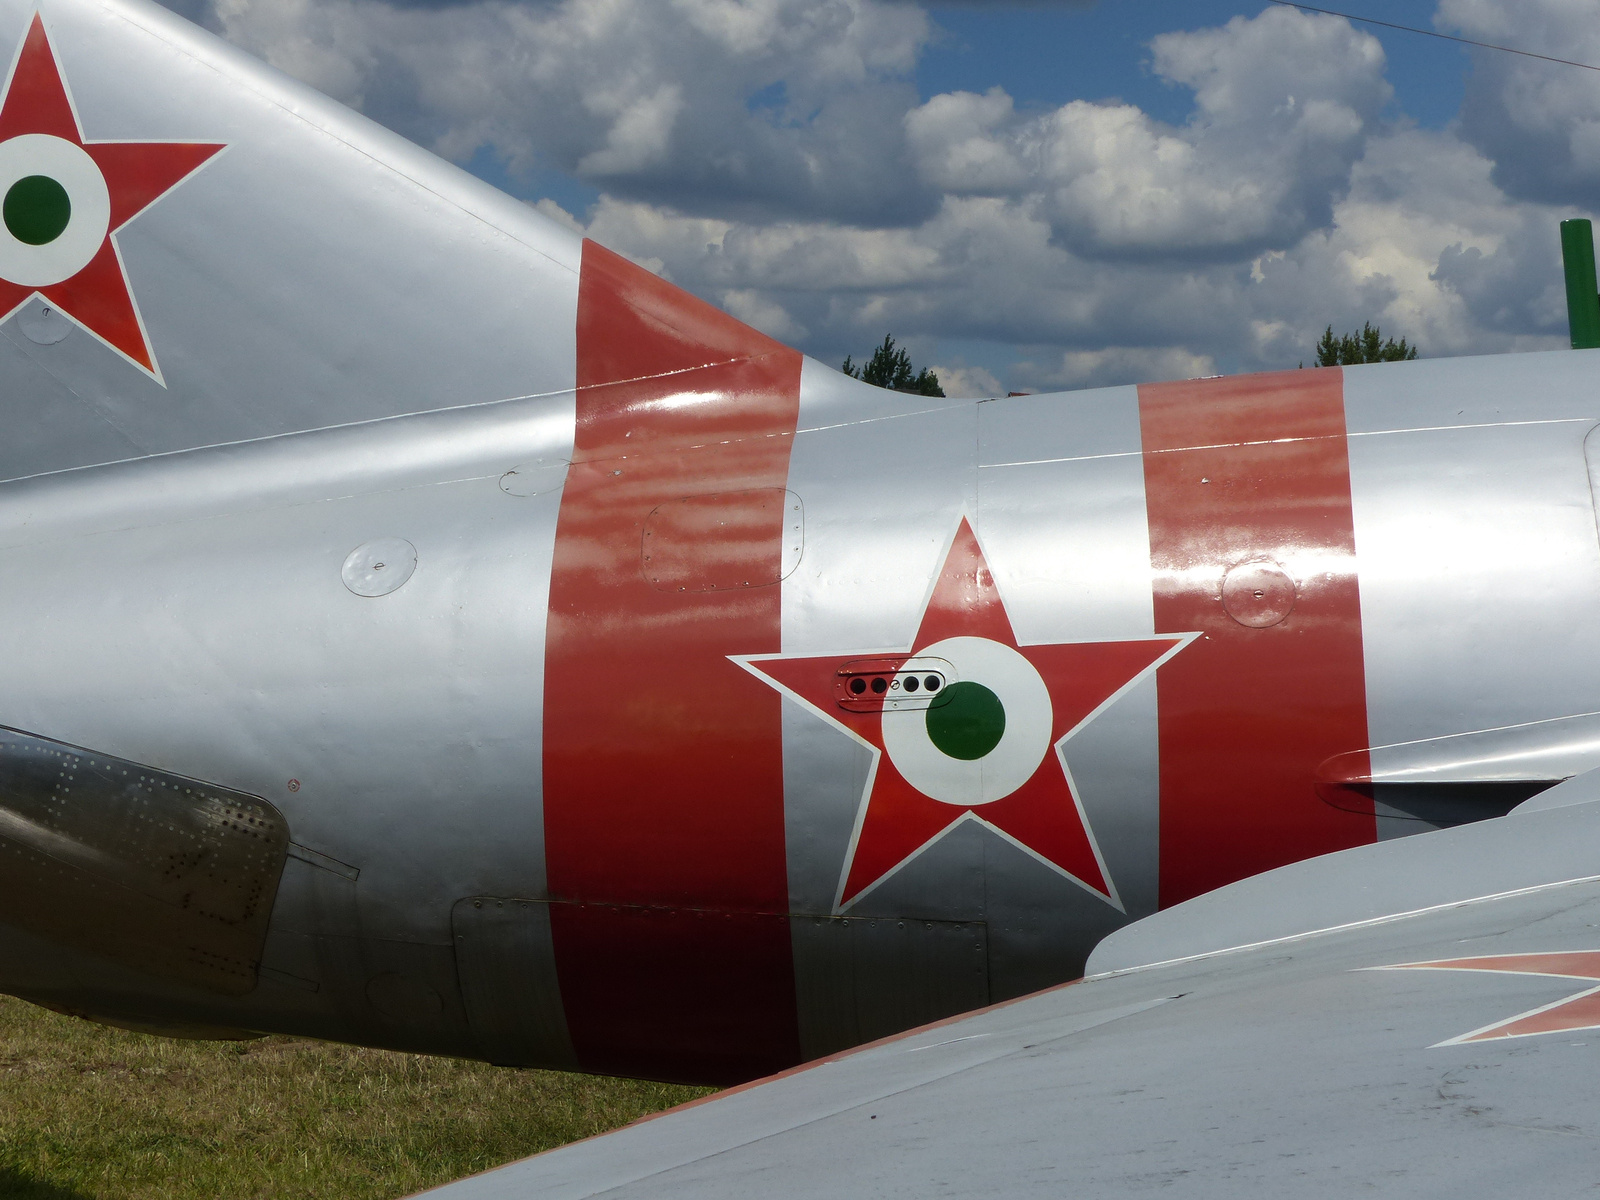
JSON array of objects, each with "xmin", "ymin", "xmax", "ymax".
[
  {"xmin": 415, "ymin": 797, "xmax": 1600, "ymax": 1199},
  {"xmin": 7, "ymin": 0, "xmax": 1600, "ymax": 1102}
]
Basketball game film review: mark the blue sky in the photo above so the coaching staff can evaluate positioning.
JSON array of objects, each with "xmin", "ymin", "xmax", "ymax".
[
  {"xmin": 923, "ymin": 2, "xmax": 1467, "ymax": 128},
  {"xmin": 178, "ymin": 0, "xmax": 1598, "ymax": 393},
  {"xmin": 907, "ymin": 0, "xmax": 1483, "ymax": 386},
  {"xmin": 494, "ymin": 3, "xmax": 1477, "ymax": 225}
]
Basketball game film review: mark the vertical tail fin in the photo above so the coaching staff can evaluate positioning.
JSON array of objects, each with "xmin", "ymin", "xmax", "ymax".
[{"xmin": 0, "ymin": 0, "xmax": 584, "ymax": 478}]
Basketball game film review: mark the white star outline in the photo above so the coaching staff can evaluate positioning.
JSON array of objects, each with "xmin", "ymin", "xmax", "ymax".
[
  {"xmin": 0, "ymin": 10, "xmax": 229, "ymax": 385},
  {"xmin": 733, "ymin": 512, "xmax": 1198, "ymax": 915},
  {"xmin": 1364, "ymin": 949, "xmax": 1600, "ymax": 1048}
]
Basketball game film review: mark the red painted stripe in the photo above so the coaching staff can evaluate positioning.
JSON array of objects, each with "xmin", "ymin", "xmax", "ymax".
[
  {"xmin": 1139, "ymin": 369, "xmax": 1374, "ymax": 907},
  {"xmin": 543, "ymin": 241, "xmax": 803, "ymax": 1084}
]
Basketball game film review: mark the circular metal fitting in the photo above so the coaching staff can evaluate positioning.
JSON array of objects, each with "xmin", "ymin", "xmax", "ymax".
[
  {"xmin": 341, "ymin": 538, "xmax": 417, "ymax": 598},
  {"xmin": 18, "ymin": 301, "xmax": 69, "ymax": 344},
  {"xmin": 1221, "ymin": 560, "xmax": 1297, "ymax": 628}
]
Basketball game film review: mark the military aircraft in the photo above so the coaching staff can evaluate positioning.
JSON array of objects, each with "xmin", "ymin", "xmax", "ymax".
[
  {"xmin": 416, "ymin": 774, "xmax": 1600, "ymax": 1198},
  {"xmin": 2, "ymin": 1, "xmax": 1600, "ymax": 1180}
]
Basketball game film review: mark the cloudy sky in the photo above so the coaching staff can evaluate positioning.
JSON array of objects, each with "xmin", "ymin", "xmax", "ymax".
[{"xmin": 158, "ymin": 0, "xmax": 1600, "ymax": 395}]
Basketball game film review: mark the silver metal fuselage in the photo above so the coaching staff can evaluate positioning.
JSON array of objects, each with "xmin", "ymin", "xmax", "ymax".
[{"xmin": 1, "ymin": 346, "xmax": 1597, "ymax": 1081}]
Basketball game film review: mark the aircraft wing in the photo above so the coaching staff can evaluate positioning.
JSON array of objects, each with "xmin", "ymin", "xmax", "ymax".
[{"xmin": 416, "ymin": 771, "xmax": 1600, "ymax": 1198}]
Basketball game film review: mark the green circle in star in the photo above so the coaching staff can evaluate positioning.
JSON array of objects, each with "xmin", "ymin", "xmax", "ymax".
[
  {"xmin": 925, "ymin": 681, "xmax": 1006, "ymax": 761},
  {"xmin": 4, "ymin": 175, "xmax": 71, "ymax": 246}
]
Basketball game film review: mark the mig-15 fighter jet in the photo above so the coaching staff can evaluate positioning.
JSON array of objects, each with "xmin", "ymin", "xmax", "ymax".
[{"xmin": 0, "ymin": 1, "xmax": 1597, "ymax": 1193}]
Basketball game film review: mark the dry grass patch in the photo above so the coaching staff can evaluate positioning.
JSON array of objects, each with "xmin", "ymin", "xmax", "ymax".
[{"xmin": 0, "ymin": 995, "xmax": 710, "ymax": 1199}]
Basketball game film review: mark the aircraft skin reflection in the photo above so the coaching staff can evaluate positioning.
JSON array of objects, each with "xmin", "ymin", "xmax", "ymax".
[{"xmin": 0, "ymin": 0, "xmax": 1593, "ymax": 1088}]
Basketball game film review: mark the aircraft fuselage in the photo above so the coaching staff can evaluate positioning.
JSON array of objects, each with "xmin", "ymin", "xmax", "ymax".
[{"xmin": 2, "ymin": 252, "xmax": 1597, "ymax": 1084}]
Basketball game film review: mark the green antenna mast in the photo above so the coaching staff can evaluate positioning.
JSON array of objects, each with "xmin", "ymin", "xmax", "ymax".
[{"xmin": 1561, "ymin": 218, "xmax": 1600, "ymax": 349}]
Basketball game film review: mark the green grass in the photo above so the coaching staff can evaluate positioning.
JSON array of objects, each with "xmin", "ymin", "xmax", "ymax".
[{"xmin": 0, "ymin": 995, "xmax": 712, "ymax": 1199}]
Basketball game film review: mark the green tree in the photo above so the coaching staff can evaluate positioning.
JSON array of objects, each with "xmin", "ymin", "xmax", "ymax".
[
  {"xmin": 1314, "ymin": 322, "xmax": 1418, "ymax": 366},
  {"xmin": 842, "ymin": 334, "xmax": 946, "ymax": 396}
]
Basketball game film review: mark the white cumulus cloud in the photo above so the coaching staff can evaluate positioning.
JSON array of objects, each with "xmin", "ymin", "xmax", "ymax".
[{"xmin": 164, "ymin": 0, "xmax": 1579, "ymax": 391}]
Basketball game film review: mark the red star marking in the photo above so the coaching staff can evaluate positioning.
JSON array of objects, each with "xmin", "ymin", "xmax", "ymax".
[
  {"xmin": 0, "ymin": 15, "xmax": 223, "ymax": 377},
  {"xmin": 1374, "ymin": 951, "xmax": 1600, "ymax": 1045},
  {"xmin": 740, "ymin": 518, "xmax": 1187, "ymax": 911}
]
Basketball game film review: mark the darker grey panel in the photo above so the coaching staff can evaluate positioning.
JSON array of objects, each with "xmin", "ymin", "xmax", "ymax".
[
  {"xmin": 792, "ymin": 914, "xmax": 989, "ymax": 1060},
  {"xmin": 1328, "ymin": 781, "xmax": 1551, "ymax": 840},
  {"xmin": 1371, "ymin": 781, "xmax": 1548, "ymax": 827},
  {"xmin": 0, "ymin": 725, "xmax": 288, "ymax": 994},
  {"xmin": 452, "ymin": 896, "xmax": 577, "ymax": 1070}
]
